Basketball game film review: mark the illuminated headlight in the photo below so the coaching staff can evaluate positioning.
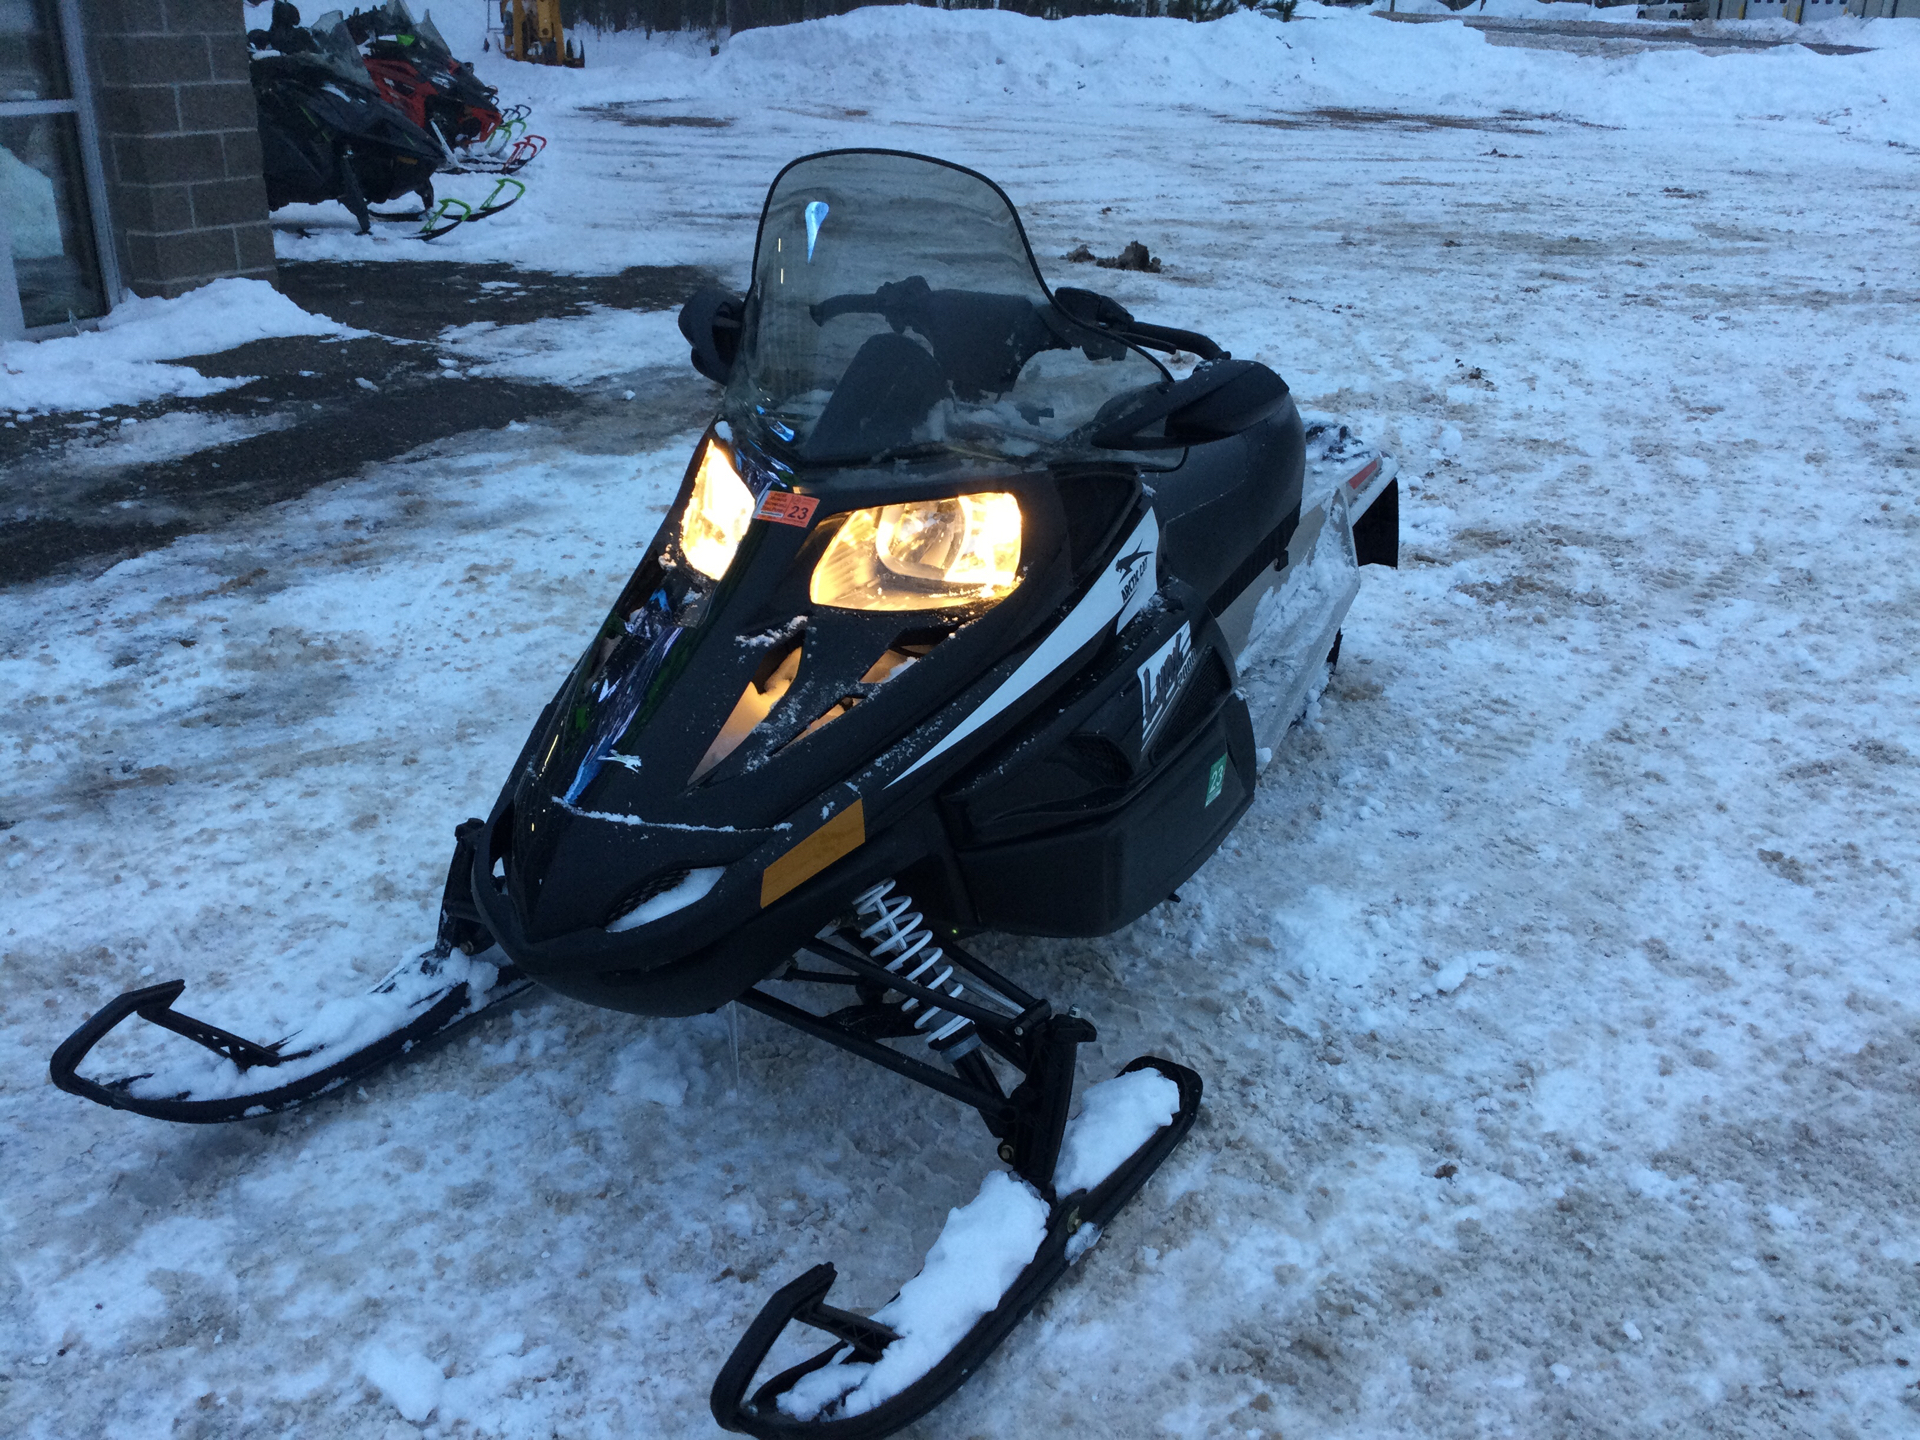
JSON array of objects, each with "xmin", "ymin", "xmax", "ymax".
[
  {"xmin": 679, "ymin": 439, "xmax": 754, "ymax": 580},
  {"xmin": 811, "ymin": 493, "xmax": 1022, "ymax": 612}
]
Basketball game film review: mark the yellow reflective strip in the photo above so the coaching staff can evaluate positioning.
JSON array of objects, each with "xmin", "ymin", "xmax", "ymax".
[{"xmin": 760, "ymin": 800, "xmax": 865, "ymax": 908}]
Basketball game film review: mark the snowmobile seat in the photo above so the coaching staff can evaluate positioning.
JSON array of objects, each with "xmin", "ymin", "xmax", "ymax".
[{"xmin": 803, "ymin": 332, "xmax": 948, "ymax": 462}]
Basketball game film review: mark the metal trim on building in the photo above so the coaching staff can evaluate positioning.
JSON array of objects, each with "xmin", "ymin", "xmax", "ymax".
[{"xmin": 0, "ymin": 0, "xmax": 120, "ymax": 341}]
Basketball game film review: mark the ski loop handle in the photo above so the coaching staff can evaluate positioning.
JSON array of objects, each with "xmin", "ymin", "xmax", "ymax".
[
  {"xmin": 416, "ymin": 197, "xmax": 471, "ymax": 241},
  {"xmin": 710, "ymin": 1263, "xmax": 905, "ymax": 1435},
  {"xmin": 49, "ymin": 979, "xmax": 291, "ymax": 1111},
  {"xmin": 473, "ymin": 176, "xmax": 525, "ymax": 219},
  {"xmin": 710, "ymin": 1268, "xmax": 910, "ymax": 1436}
]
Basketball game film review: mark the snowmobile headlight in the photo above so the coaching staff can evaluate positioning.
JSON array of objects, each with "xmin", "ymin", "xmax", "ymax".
[
  {"xmin": 810, "ymin": 493, "xmax": 1022, "ymax": 612},
  {"xmin": 679, "ymin": 440, "xmax": 755, "ymax": 580}
]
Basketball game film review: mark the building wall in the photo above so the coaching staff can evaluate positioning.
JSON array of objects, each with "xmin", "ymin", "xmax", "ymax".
[{"xmin": 86, "ymin": 0, "xmax": 274, "ymax": 299}]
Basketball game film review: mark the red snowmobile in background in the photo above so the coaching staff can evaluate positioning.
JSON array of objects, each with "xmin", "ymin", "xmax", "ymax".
[{"xmin": 345, "ymin": 1, "xmax": 545, "ymax": 174}]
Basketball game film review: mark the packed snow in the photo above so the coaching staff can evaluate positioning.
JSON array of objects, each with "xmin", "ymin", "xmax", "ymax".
[
  {"xmin": 121, "ymin": 950, "xmax": 520, "ymax": 1106},
  {"xmin": 1053, "ymin": 1069, "xmax": 1185, "ymax": 1199},
  {"xmin": 0, "ymin": 278, "xmax": 354, "ymax": 416},
  {"xmin": 780, "ymin": 1068, "xmax": 1181, "ymax": 1421},
  {"xmin": 778, "ymin": 1169, "xmax": 1050, "ymax": 1420},
  {"xmin": 4, "ymin": 6, "xmax": 1919, "ymax": 1438}
]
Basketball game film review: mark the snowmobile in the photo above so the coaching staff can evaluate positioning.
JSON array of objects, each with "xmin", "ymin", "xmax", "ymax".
[
  {"xmin": 495, "ymin": 0, "xmax": 585, "ymax": 68},
  {"xmin": 346, "ymin": 1, "xmax": 524, "ymax": 165},
  {"xmin": 248, "ymin": 3, "xmax": 444, "ymax": 234},
  {"xmin": 50, "ymin": 151, "xmax": 1399, "ymax": 1436}
]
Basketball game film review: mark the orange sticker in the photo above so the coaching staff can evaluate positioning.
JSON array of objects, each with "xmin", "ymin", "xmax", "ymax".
[
  {"xmin": 755, "ymin": 490, "xmax": 819, "ymax": 527},
  {"xmin": 1345, "ymin": 457, "xmax": 1381, "ymax": 492}
]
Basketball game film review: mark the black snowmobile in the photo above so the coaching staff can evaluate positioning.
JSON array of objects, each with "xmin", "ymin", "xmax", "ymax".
[
  {"xmin": 248, "ymin": 3, "xmax": 444, "ymax": 234},
  {"xmin": 51, "ymin": 151, "xmax": 1399, "ymax": 1437}
]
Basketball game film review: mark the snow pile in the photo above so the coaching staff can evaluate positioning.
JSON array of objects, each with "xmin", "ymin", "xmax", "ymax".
[
  {"xmin": 360, "ymin": 1344, "xmax": 444, "ymax": 1422},
  {"xmin": 649, "ymin": 8, "xmax": 1917, "ymax": 135},
  {"xmin": 1375, "ymin": 0, "xmax": 1650, "ymax": 17},
  {"xmin": 1054, "ymin": 1067, "xmax": 1184, "ymax": 1197},
  {"xmin": 0, "ymin": 277, "xmax": 352, "ymax": 414}
]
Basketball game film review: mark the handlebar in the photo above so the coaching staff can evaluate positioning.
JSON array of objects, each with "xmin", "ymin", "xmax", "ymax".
[{"xmin": 813, "ymin": 279, "xmax": 1224, "ymax": 362}]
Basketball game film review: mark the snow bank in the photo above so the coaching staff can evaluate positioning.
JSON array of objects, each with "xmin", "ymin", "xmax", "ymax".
[
  {"xmin": 1375, "ymin": 0, "xmax": 1651, "ymax": 17},
  {"xmin": 267, "ymin": 5, "xmax": 1918, "ymax": 277},
  {"xmin": 475, "ymin": 6, "xmax": 1920, "ymax": 138},
  {"xmin": 0, "ymin": 278, "xmax": 352, "ymax": 415}
]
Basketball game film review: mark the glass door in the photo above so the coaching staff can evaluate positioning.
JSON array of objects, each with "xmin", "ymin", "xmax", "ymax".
[{"xmin": 0, "ymin": 0, "xmax": 118, "ymax": 339}]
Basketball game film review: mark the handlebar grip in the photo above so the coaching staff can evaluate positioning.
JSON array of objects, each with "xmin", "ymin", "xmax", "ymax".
[{"xmin": 808, "ymin": 294, "xmax": 885, "ymax": 326}]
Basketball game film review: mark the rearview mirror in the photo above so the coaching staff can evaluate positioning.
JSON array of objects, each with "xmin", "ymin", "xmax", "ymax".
[
  {"xmin": 679, "ymin": 287, "xmax": 744, "ymax": 385},
  {"xmin": 1090, "ymin": 359, "xmax": 1288, "ymax": 451}
]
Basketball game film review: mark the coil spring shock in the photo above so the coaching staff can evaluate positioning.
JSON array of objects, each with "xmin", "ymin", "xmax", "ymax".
[{"xmin": 850, "ymin": 880, "xmax": 975, "ymax": 1051}]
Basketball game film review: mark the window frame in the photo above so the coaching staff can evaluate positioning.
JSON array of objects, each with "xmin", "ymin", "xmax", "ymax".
[{"xmin": 0, "ymin": 0, "xmax": 121, "ymax": 342}]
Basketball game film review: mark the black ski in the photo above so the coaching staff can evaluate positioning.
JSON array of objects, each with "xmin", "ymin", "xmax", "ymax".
[
  {"xmin": 711, "ymin": 1056, "xmax": 1201, "ymax": 1437},
  {"xmin": 49, "ymin": 951, "xmax": 530, "ymax": 1124}
]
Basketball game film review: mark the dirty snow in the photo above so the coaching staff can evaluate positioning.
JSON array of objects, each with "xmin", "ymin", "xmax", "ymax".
[{"xmin": 4, "ymin": 6, "xmax": 1919, "ymax": 1439}]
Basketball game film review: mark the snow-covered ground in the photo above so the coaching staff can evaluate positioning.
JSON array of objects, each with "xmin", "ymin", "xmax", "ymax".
[
  {"xmin": 5, "ymin": 7, "xmax": 1919, "ymax": 1436},
  {"xmin": 0, "ymin": 279, "xmax": 354, "ymax": 415}
]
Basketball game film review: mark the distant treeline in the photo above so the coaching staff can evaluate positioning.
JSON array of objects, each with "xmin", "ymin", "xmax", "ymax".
[{"xmin": 560, "ymin": 0, "xmax": 1258, "ymax": 37}]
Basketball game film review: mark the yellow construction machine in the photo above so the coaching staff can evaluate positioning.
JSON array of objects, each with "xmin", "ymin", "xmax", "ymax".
[{"xmin": 496, "ymin": 0, "xmax": 583, "ymax": 67}]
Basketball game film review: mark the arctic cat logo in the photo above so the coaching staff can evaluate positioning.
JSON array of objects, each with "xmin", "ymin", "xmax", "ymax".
[
  {"xmin": 1114, "ymin": 546, "xmax": 1152, "ymax": 610},
  {"xmin": 1138, "ymin": 624, "xmax": 1195, "ymax": 747}
]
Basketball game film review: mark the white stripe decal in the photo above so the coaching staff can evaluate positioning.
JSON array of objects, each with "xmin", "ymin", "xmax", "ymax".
[{"xmin": 889, "ymin": 510, "xmax": 1159, "ymax": 788}]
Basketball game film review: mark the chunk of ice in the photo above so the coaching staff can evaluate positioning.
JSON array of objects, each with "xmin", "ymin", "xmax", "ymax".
[{"xmin": 362, "ymin": 1344, "xmax": 443, "ymax": 1422}]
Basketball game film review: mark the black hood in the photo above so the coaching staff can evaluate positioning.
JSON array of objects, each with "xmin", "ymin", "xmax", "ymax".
[{"xmin": 472, "ymin": 152, "xmax": 1220, "ymax": 1013}]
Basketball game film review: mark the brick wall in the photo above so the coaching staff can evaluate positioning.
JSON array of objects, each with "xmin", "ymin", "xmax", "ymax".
[{"xmin": 87, "ymin": 0, "xmax": 275, "ymax": 299}]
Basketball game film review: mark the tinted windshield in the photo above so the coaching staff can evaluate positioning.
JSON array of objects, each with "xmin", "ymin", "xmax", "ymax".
[
  {"xmin": 307, "ymin": 12, "xmax": 377, "ymax": 87},
  {"xmin": 727, "ymin": 151, "xmax": 1167, "ymax": 467},
  {"xmin": 414, "ymin": 10, "xmax": 453, "ymax": 60}
]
